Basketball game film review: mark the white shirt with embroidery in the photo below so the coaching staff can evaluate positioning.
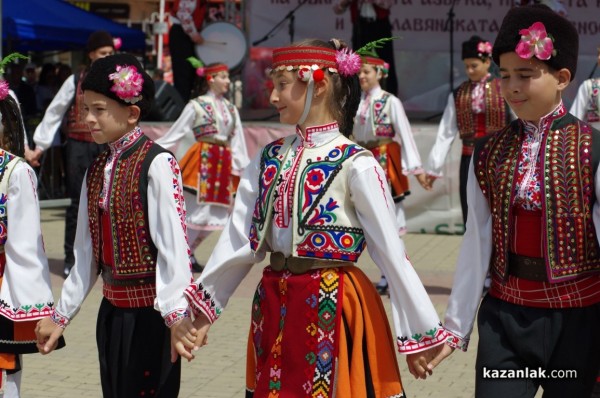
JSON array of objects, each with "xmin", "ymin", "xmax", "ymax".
[
  {"xmin": 53, "ymin": 130, "xmax": 192, "ymax": 326},
  {"xmin": 187, "ymin": 124, "xmax": 446, "ymax": 354}
]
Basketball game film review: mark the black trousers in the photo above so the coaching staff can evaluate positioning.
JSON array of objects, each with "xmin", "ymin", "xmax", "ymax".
[
  {"xmin": 64, "ymin": 138, "xmax": 106, "ymax": 264},
  {"xmin": 169, "ymin": 24, "xmax": 196, "ymax": 102},
  {"xmin": 352, "ymin": 17, "xmax": 398, "ymax": 96},
  {"xmin": 475, "ymin": 295, "xmax": 600, "ymax": 398},
  {"xmin": 97, "ymin": 298, "xmax": 181, "ymax": 398},
  {"xmin": 459, "ymin": 154, "xmax": 471, "ymax": 226}
]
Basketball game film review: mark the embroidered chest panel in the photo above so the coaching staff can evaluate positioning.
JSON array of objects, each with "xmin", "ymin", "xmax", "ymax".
[
  {"xmin": 371, "ymin": 92, "xmax": 394, "ymax": 137},
  {"xmin": 87, "ymin": 138, "xmax": 160, "ymax": 279},
  {"xmin": 476, "ymin": 119, "xmax": 600, "ymax": 282},
  {"xmin": 0, "ymin": 151, "xmax": 17, "ymax": 247},
  {"xmin": 192, "ymin": 97, "xmax": 235, "ymax": 139},
  {"xmin": 455, "ymin": 79, "xmax": 506, "ymax": 140},
  {"xmin": 586, "ymin": 78, "xmax": 600, "ymax": 123},
  {"xmin": 294, "ymin": 143, "xmax": 367, "ymax": 261}
]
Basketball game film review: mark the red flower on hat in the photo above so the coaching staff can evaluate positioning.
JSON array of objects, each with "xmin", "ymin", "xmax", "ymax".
[{"xmin": 515, "ymin": 22, "xmax": 555, "ymax": 61}]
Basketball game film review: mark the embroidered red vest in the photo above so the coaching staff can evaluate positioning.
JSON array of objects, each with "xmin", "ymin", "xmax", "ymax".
[
  {"xmin": 454, "ymin": 78, "xmax": 507, "ymax": 147},
  {"xmin": 87, "ymin": 135, "xmax": 168, "ymax": 285},
  {"xmin": 64, "ymin": 71, "xmax": 93, "ymax": 141},
  {"xmin": 474, "ymin": 115, "xmax": 600, "ymax": 283}
]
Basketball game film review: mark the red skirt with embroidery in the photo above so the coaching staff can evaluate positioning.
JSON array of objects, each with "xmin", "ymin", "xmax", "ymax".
[
  {"xmin": 179, "ymin": 141, "xmax": 233, "ymax": 206},
  {"xmin": 246, "ymin": 266, "xmax": 404, "ymax": 397},
  {"xmin": 370, "ymin": 141, "xmax": 409, "ymax": 202}
]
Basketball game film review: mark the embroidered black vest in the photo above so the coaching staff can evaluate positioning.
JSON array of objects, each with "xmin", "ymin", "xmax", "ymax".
[
  {"xmin": 474, "ymin": 114, "xmax": 600, "ymax": 283},
  {"xmin": 87, "ymin": 135, "xmax": 168, "ymax": 284},
  {"xmin": 454, "ymin": 78, "xmax": 507, "ymax": 146}
]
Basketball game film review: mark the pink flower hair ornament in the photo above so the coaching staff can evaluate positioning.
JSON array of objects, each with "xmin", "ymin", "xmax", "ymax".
[
  {"xmin": 477, "ymin": 41, "xmax": 492, "ymax": 57},
  {"xmin": 515, "ymin": 22, "xmax": 556, "ymax": 61},
  {"xmin": 0, "ymin": 80, "xmax": 9, "ymax": 101},
  {"xmin": 335, "ymin": 48, "xmax": 361, "ymax": 77},
  {"xmin": 108, "ymin": 65, "xmax": 144, "ymax": 104},
  {"xmin": 113, "ymin": 37, "xmax": 123, "ymax": 51}
]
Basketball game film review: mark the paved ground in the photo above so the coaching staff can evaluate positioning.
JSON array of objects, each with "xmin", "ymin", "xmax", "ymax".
[{"xmin": 17, "ymin": 207, "xmax": 532, "ymax": 397}]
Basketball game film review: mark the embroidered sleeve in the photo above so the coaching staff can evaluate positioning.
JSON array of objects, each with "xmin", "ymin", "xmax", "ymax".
[
  {"xmin": 51, "ymin": 309, "xmax": 71, "ymax": 329},
  {"xmin": 444, "ymin": 328, "xmax": 469, "ymax": 352},
  {"xmin": 183, "ymin": 282, "xmax": 222, "ymax": 323},
  {"xmin": 164, "ymin": 308, "xmax": 191, "ymax": 328},
  {"xmin": 397, "ymin": 322, "xmax": 448, "ymax": 354},
  {"xmin": 176, "ymin": 0, "xmax": 199, "ymax": 36}
]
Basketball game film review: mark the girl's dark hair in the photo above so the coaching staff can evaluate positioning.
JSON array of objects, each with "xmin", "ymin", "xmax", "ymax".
[
  {"xmin": 0, "ymin": 94, "xmax": 25, "ymax": 157},
  {"xmin": 190, "ymin": 62, "xmax": 227, "ymax": 98},
  {"xmin": 293, "ymin": 38, "xmax": 361, "ymax": 137}
]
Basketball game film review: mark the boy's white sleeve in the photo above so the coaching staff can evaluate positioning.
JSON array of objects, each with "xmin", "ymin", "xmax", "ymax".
[
  {"xmin": 146, "ymin": 152, "xmax": 194, "ymax": 326},
  {"xmin": 443, "ymin": 159, "xmax": 493, "ymax": 350},
  {"xmin": 33, "ymin": 75, "xmax": 76, "ymax": 151},
  {"xmin": 426, "ymin": 93, "xmax": 458, "ymax": 177},
  {"xmin": 53, "ymin": 172, "xmax": 99, "ymax": 327}
]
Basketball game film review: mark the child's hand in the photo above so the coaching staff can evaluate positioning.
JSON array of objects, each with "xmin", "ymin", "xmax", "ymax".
[
  {"xmin": 416, "ymin": 173, "xmax": 432, "ymax": 191},
  {"xmin": 406, "ymin": 344, "xmax": 445, "ymax": 379},
  {"xmin": 35, "ymin": 317, "xmax": 64, "ymax": 355},
  {"xmin": 427, "ymin": 343, "xmax": 455, "ymax": 371},
  {"xmin": 170, "ymin": 317, "xmax": 198, "ymax": 362}
]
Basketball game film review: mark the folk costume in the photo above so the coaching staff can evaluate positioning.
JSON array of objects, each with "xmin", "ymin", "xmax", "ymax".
[
  {"xmin": 49, "ymin": 55, "xmax": 192, "ymax": 397},
  {"xmin": 184, "ymin": 45, "xmax": 446, "ymax": 397},
  {"xmin": 426, "ymin": 36, "xmax": 510, "ymax": 224},
  {"xmin": 570, "ymin": 77, "xmax": 600, "ymax": 130},
  {"xmin": 169, "ymin": 0, "xmax": 207, "ymax": 101},
  {"xmin": 33, "ymin": 30, "xmax": 114, "ymax": 275},
  {"xmin": 352, "ymin": 55, "xmax": 422, "ymax": 235},
  {"xmin": 443, "ymin": 7, "xmax": 600, "ymax": 398},
  {"xmin": 156, "ymin": 63, "xmax": 250, "ymax": 253},
  {"xmin": 0, "ymin": 85, "xmax": 63, "ymax": 397}
]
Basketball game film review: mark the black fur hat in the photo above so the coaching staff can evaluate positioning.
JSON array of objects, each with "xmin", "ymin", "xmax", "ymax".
[
  {"xmin": 492, "ymin": 4, "xmax": 578, "ymax": 80},
  {"xmin": 86, "ymin": 30, "xmax": 115, "ymax": 53},
  {"xmin": 462, "ymin": 36, "xmax": 492, "ymax": 60},
  {"xmin": 82, "ymin": 53, "xmax": 154, "ymax": 118}
]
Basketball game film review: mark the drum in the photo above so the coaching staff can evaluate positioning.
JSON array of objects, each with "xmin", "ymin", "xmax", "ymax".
[{"xmin": 195, "ymin": 22, "xmax": 248, "ymax": 72}]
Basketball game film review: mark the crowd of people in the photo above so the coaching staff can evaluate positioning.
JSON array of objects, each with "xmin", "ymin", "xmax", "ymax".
[{"xmin": 0, "ymin": 1, "xmax": 598, "ymax": 398}]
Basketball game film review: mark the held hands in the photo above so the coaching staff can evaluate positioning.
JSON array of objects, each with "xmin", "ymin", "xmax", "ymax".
[
  {"xmin": 25, "ymin": 147, "xmax": 43, "ymax": 168},
  {"xmin": 170, "ymin": 313, "xmax": 211, "ymax": 363},
  {"xmin": 417, "ymin": 174, "xmax": 437, "ymax": 191},
  {"xmin": 406, "ymin": 343, "xmax": 455, "ymax": 379},
  {"xmin": 35, "ymin": 317, "xmax": 64, "ymax": 355}
]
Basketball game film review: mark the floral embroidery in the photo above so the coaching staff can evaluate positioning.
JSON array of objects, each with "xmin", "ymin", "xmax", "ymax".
[
  {"xmin": 515, "ymin": 22, "xmax": 555, "ymax": 61},
  {"xmin": 109, "ymin": 65, "xmax": 144, "ymax": 104},
  {"xmin": 51, "ymin": 309, "xmax": 70, "ymax": 328},
  {"xmin": 164, "ymin": 308, "xmax": 190, "ymax": 328}
]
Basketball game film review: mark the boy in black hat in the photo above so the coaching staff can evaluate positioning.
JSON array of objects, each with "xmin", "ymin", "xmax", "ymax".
[
  {"xmin": 422, "ymin": 35, "xmax": 511, "ymax": 225},
  {"xmin": 31, "ymin": 30, "xmax": 115, "ymax": 279},
  {"xmin": 34, "ymin": 53, "xmax": 193, "ymax": 397},
  {"xmin": 429, "ymin": 5, "xmax": 600, "ymax": 397}
]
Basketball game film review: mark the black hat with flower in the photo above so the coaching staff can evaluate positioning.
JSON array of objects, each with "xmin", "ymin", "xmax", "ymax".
[
  {"xmin": 462, "ymin": 36, "xmax": 492, "ymax": 60},
  {"xmin": 82, "ymin": 53, "xmax": 155, "ymax": 117},
  {"xmin": 492, "ymin": 4, "xmax": 578, "ymax": 80}
]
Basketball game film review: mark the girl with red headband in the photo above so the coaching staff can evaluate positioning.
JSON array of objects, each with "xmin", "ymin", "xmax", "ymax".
[
  {"xmin": 352, "ymin": 52, "xmax": 427, "ymax": 296},
  {"xmin": 171, "ymin": 39, "xmax": 446, "ymax": 396},
  {"xmin": 157, "ymin": 60, "xmax": 250, "ymax": 273}
]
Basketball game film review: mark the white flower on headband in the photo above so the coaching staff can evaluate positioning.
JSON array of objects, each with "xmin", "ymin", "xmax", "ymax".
[
  {"xmin": 109, "ymin": 65, "xmax": 143, "ymax": 104},
  {"xmin": 297, "ymin": 64, "xmax": 324, "ymax": 82}
]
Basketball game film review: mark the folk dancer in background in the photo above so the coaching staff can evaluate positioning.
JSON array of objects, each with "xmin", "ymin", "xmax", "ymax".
[
  {"xmin": 421, "ymin": 36, "xmax": 510, "ymax": 225},
  {"xmin": 156, "ymin": 60, "xmax": 249, "ymax": 272}
]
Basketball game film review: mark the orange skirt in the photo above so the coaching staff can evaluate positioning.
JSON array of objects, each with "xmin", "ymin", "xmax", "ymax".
[{"xmin": 246, "ymin": 266, "xmax": 404, "ymax": 397}]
